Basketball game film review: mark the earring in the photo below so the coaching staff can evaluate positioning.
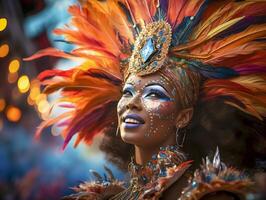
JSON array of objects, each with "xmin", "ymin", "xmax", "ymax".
[
  {"xmin": 116, "ymin": 121, "xmax": 120, "ymax": 136},
  {"xmin": 116, "ymin": 126, "xmax": 120, "ymax": 136},
  {"xmin": 176, "ymin": 125, "xmax": 186, "ymax": 148}
]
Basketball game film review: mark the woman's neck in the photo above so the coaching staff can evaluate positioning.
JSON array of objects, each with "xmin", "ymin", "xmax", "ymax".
[
  {"xmin": 134, "ymin": 137, "xmax": 176, "ymax": 165},
  {"xmin": 134, "ymin": 145, "xmax": 158, "ymax": 165}
]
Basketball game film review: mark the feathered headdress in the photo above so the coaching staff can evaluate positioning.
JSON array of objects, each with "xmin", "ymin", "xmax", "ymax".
[{"xmin": 25, "ymin": 0, "xmax": 266, "ymax": 150}]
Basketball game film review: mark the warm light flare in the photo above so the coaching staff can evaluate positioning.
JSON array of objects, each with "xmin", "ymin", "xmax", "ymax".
[
  {"xmin": 27, "ymin": 95, "xmax": 35, "ymax": 106},
  {"xmin": 0, "ymin": 44, "xmax": 9, "ymax": 58},
  {"xmin": 0, "ymin": 99, "xmax": 6, "ymax": 112},
  {"xmin": 29, "ymin": 86, "xmax": 40, "ymax": 101},
  {"xmin": 37, "ymin": 99, "xmax": 50, "ymax": 114},
  {"xmin": 0, "ymin": 18, "xmax": 7, "ymax": 31},
  {"xmin": 8, "ymin": 72, "xmax": 18, "ymax": 83},
  {"xmin": 35, "ymin": 93, "xmax": 46, "ymax": 104},
  {"xmin": 6, "ymin": 106, "xmax": 21, "ymax": 122},
  {"xmin": 9, "ymin": 59, "xmax": 20, "ymax": 73},
  {"xmin": 17, "ymin": 75, "xmax": 30, "ymax": 93}
]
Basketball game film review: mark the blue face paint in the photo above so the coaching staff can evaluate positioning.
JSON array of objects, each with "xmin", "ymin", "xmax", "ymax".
[
  {"xmin": 122, "ymin": 84, "xmax": 136, "ymax": 97},
  {"xmin": 143, "ymin": 85, "xmax": 171, "ymax": 102}
]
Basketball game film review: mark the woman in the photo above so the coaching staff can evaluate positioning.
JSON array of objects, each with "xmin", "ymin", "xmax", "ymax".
[{"xmin": 26, "ymin": 0, "xmax": 266, "ymax": 199}]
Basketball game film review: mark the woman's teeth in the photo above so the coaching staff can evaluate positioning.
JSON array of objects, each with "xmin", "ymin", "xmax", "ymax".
[{"xmin": 125, "ymin": 118, "xmax": 140, "ymax": 124}]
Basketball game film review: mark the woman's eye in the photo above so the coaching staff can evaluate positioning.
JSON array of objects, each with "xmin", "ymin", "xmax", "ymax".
[
  {"xmin": 146, "ymin": 90, "xmax": 170, "ymax": 100},
  {"xmin": 122, "ymin": 89, "xmax": 132, "ymax": 97},
  {"xmin": 148, "ymin": 92, "xmax": 159, "ymax": 97}
]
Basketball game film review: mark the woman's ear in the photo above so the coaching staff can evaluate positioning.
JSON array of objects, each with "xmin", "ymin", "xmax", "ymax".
[{"xmin": 175, "ymin": 107, "xmax": 194, "ymax": 128}]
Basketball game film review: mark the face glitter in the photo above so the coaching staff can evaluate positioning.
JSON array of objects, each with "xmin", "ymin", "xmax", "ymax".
[{"xmin": 117, "ymin": 73, "xmax": 180, "ymax": 147}]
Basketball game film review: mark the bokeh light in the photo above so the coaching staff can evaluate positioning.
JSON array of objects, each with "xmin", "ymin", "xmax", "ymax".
[
  {"xmin": 35, "ymin": 93, "xmax": 46, "ymax": 104},
  {"xmin": 8, "ymin": 71, "xmax": 18, "ymax": 83},
  {"xmin": 17, "ymin": 75, "xmax": 30, "ymax": 93},
  {"xmin": 0, "ymin": 18, "xmax": 7, "ymax": 31},
  {"xmin": 6, "ymin": 105, "xmax": 22, "ymax": 122},
  {"xmin": 0, "ymin": 43, "xmax": 9, "ymax": 57},
  {"xmin": 29, "ymin": 81, "xmax": 41, "ymax": 101},
  {"xmin": 27, "ymin": 95, "xmax": 35, "ymax": 106},
  {"xmin": 37, "ymin": 99, "xmax": 50, "ymax": 114},
  {"xmin": 9, "ymin": 59, "xmax": 20, "ymax": 73},
  {"xmin": 0, "ymin": 98, "xmax": 6, "ymax": 112}
]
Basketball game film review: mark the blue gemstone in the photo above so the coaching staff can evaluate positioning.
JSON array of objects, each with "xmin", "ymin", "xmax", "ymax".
[
  {"xmin": 191, "ymin": 181, "xmax": 198, "ymax": 188},
  {"xmin": 159, "ymin": 168, "xmax": 167, "ymax": 177},
  {"xmin": 152, "ymin": 61, "xmax": 158, "ymax": 67},
  {"xmin": 159, "ymin": 152, "xmax": 167, "ymax": 158},
  {"xmin": 205, "ymin": 174, "xmax": 213, "ymax": 183},
  {"xmin": 159, "ymin": 30, "xmax": 164, "ymax": 36},
  {"xmin": 140, "ymin": 38, "xmax": 155, "ymax": 63},
  {"xmin": 161, "ymin": 37, "xmax": 166, "ymax": 43},
  {"xmin": 170, "ymin": 146, "xmax": 175, "ymax": 150}
]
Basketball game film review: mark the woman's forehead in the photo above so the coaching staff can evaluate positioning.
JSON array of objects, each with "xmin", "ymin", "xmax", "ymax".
[
  {"xmin": 124, "ymin": 73, "xmax": 175, "ymax": 93},
  {"xmin": 125, "ymin": 73, "xmax": 171, "ymax": 86}
]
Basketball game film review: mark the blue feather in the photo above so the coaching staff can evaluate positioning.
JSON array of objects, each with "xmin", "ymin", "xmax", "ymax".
[
  {"xmin": 159, "ymin": 0, "xmax": 168, "ymax": 15},
  {"xmin": 186, "ymin": 60, "xmax": 239, "ymax": 79},
  {"xmin": 172, "ymin": 0, "xmax": 210, "ymax": 46}
]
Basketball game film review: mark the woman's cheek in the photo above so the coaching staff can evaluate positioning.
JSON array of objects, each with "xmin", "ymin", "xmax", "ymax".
[
  {"xmin": 143, "ymin": 99, "xmax": 176, "ymax": 120},
  {"xmin": 117, "ymin": 97, "xmax": 128, "ymax": 116}
]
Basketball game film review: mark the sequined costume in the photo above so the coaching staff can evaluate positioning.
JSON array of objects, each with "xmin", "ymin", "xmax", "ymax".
[{"xmin": 26, "ymin": 0, "xmax": 266, "ymax": 199}]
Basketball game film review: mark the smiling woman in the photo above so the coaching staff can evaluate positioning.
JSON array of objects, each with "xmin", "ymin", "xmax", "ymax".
[
  {"xmin": 117, "ymin": 71, "xmax": 195, "ymax": 165},
  {"xmin": 27, "ymin": 0, "xmax": 266, "ymax": 200}
]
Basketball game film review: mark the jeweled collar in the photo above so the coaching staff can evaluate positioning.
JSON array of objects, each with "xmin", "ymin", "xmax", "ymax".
[{"xmin": 126, "ymin": 145, "xmax": 192, "ymax": 199}]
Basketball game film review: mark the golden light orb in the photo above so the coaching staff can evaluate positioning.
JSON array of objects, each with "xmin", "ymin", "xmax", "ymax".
[
  {"xmin": 0, "ymin": 18, "xmax": 7, "ymax": 31},
  {"xmin": 0, "ymin": 44, "xmax": 9, "ymax": 58},
  {"xmin": 6, "ymin": 106, "xmax": 22, "ymax": 122},
  {"xmin": 9, "ymin": 59, "xmax": 20, "ymax": 73},
  {"xmin": 17, "ymin": 75, "xmax": 30, "ymax": 93},
  {"xmin": 29, "ymin": 86, "xmax": 40, "ymax": 101},
  {"xmin": 37, "ymin": 99, "xmax": 50, "ymax": 114}
]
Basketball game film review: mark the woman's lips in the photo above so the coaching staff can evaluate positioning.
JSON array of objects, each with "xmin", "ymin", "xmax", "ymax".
[{"xmin": 122, "ymin": 113, "xmax": 145, "ymax": 128}]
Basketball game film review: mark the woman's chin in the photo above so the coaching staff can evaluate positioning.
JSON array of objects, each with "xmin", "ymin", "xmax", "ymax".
[{"xmin": 120, "ymin": 127, "xmax": 146, "ymax": 145}]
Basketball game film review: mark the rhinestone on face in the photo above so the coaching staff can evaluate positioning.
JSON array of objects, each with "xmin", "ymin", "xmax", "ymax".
[{"xmin": 140, "ymin": 38, "xmax": 155, "ymax": 63}]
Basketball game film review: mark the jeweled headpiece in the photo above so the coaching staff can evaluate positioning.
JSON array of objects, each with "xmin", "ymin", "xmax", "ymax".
[
  {"xmin": 129, "ymin": 21, "xmax": 172, "ymax": 76},
  {"xmin": 26, "ymin": 0, "xmax": 266, "ymax": 149}
]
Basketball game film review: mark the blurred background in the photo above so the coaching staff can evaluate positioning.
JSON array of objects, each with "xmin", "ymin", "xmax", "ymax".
[{"xmin": 0, "ymin": 0, "xmax": 123, "ymax": 199}]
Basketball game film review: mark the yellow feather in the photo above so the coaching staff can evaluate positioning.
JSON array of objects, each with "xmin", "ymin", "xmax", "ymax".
[{"xmin": 207, "ymin": 17, "xmax": 245, "ymax": 38}]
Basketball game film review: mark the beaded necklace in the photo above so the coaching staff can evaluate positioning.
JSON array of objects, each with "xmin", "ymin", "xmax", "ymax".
[{"xmin": 110, "ymin": 145, "xmax": 192, "ymax": 200}]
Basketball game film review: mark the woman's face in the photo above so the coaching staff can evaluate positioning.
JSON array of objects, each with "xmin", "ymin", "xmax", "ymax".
[{"xmin": 117, "ymin": 73, "xmax": 181, "ymax": 148}]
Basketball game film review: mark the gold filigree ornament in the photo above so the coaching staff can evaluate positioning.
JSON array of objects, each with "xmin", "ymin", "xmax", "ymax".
[{"xmin": 128, "ymin": 21, "xmax": 172, "ymax": 76}]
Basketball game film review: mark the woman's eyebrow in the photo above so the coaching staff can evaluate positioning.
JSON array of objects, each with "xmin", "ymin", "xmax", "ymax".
[
  {"xmin": 144, "ymin": 83, "xmax": 169, "ymax": 93},
  {"xmin": 123, "ymin": 83, "xmax": 136, "ymax": 92},
  {"xmin": 124, "ymin": 83, "xmax": 134, "ymax": 88}
]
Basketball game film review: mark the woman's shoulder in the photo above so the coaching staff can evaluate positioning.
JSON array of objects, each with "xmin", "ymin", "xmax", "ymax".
[{"xmin": 178, "ymin": 148, "xmax": 254, "ymax": 200}]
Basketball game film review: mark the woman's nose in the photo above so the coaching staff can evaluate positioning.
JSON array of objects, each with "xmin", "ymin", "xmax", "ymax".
[{"xmin": 126, "ymin": 95, "xmax": 142, "ymax": 110}]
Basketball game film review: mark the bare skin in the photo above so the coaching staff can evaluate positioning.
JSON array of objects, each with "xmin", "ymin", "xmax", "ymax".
[
  {"xmin": 117, "ymin": 73, "xmax": 193, "ymax": 165},
  {"xmin": 117, "ymin": 73, "xmax": 238, "ymax": 200}
]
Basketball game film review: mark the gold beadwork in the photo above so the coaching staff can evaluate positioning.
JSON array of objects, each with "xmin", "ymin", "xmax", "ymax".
[{"xmin": 129, "ymin": 21, "xmax": 172, "ymax": 76}]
